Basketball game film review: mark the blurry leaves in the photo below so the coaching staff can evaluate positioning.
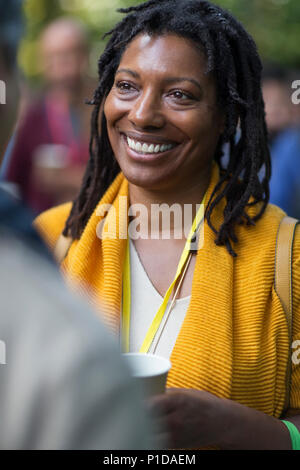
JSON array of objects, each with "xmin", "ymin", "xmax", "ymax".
[
  {"xmin": 19, "ymin": 0, "xmax": 300, "ymax": 80},
  {"xmin": 216, "ymin": 0, "xmax": 300, "ymax": 66}
]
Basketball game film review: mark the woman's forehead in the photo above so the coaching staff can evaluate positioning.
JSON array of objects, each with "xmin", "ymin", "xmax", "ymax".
[{"xmin": 118, "ymin": 32, "xmax": 210, "ymax": 80}]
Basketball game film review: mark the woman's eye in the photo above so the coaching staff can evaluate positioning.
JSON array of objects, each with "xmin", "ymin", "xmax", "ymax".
[
  {"xmin": 170, "ymin": 90, "xmax": 193, "ymax": 101},
  {"xmin": 115, "ymin": 81, "xmax": 136, "ymax": 93}
]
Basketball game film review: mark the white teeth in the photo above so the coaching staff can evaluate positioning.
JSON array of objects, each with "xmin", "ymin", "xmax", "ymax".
[{"xmin": 126, "ymin": 136, "xmax": 174, "ymax": 154}]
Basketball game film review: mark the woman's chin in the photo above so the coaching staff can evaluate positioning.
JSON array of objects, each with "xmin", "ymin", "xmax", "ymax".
[{"xmin": 122, "ymin": 168, "xmax": 174, "ymax": 192}]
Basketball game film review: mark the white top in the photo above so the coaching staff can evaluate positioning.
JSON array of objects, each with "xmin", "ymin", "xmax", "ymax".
[{"xmin": 129, "ymin": 239, "xmax": 191, "ymax": 360}]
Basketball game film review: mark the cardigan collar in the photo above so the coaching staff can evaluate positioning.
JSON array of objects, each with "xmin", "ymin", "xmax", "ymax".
[{"xmin": 64, "ymin": 162, "xmax": 234, "ymax": 395}]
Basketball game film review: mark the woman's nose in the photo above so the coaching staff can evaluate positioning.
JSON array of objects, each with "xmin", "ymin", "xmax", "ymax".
[{"xmin": 128, "ymin": 90, "xmax": 165, "ymax": 129}]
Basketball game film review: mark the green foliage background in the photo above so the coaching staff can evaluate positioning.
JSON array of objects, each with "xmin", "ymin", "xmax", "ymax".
[{"xmin": 19, "ymin": 0, "xmax": 300, "ymax": 81}]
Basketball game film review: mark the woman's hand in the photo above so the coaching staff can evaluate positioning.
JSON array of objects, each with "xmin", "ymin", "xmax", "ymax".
[
  {"xmin": 147, "ymin": 387, "xmax": 230, "ymax": 449},
  {"xmin": 147, "ymin": 387, "xmax": 296, "ymax": 450}
]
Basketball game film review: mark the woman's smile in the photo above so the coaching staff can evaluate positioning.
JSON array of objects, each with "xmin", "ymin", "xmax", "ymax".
[
  {"xmin": 120, "ymin": 130, "xmax": 180, "ymax": 163},
  {"xmin": 104, "ymin": 33, "xmax": 224, "ymax": 191}
]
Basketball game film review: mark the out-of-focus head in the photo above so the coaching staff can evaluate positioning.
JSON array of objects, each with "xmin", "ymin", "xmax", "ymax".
[
  {"xmin": 262, "ymin": 66, "xmax": 293, "ymax": 136},
  {"xmin": 0, "ymin": 0, "xmax": 23, "ymax": 160},
  {"xmin": 40, "ymin": 18, "xmax": 89, "ymax": 90}
]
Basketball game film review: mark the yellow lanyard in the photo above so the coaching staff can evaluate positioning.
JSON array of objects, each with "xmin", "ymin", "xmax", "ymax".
[{"xmin": 122, "ymin": 195, "xmax": 206, "ymax": 353}]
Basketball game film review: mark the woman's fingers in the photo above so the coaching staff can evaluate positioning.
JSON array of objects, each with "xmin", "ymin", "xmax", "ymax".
[{"xmin": 146, "ymin": 393, "xmax": 176, "ymax": 417}]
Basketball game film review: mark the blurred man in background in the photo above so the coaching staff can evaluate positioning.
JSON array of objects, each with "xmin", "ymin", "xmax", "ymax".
[
  {"xmin": 0, "ymin": 1, "xmax": 21, "ymax": 156},
  {"xmin": 0, "ymin": 0, "xmax": 153, "ymax": 450},
  {"xmin": 5, "ymin": 17, "xmax": 94, "ymax": 214},
  {"xmin": 262, "ymin": 65, "xmax": 300, "ymax": 219}
]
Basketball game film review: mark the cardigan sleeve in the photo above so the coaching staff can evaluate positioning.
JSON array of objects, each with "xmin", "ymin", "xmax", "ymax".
[
  {"xmin": 290, "ymin": 224, "xmax": 300, "ymax": 410},
  {"xmin": 34, "ymin": 202, "xmax": 72, "ymax": 251}
]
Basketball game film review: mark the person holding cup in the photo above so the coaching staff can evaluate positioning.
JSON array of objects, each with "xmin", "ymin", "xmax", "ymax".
[{"xmin": 35, "ymin": 0, "xmax": 300, "ymax": 450}]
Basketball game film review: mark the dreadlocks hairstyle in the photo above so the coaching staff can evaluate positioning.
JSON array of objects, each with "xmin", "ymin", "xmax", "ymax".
[{"xmin": 63, "ymin": 0, "xmax": 271, "ymax": 257}]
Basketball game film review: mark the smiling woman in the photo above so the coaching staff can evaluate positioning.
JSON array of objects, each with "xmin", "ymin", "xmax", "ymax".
[
  {"xmin": 35, "ymin": 0, "xmax": 300, "ymax": 450},
  {"xmin": 104, "ymin": 34, "xmax": 224, "ymax": 194}
]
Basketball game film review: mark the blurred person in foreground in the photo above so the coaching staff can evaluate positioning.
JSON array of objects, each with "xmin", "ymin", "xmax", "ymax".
[
  {"xmin": 262, "ymin": 65, "xmax": 300, "ymax": 219},
  {"xmin": 5, "ymin": 17, "xmax": 94, "ymax": 214},
  {"xmin": 0, "ymin": 0, "xmax": 153, "ymax": 450}
]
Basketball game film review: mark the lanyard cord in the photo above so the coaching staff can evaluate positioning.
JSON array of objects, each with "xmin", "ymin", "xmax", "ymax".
[
  {"xmin": 151, "ymin": 250, "xmax": 193, "ymax": 355},
  {"xmin": 122, "ymin": 197, "xmax": 206, "ymax": 354}
]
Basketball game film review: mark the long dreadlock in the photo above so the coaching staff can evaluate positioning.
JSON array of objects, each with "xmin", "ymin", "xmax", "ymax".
[{"xmin": 63, "ymin": 0, "xmax": 271, "ymax": 257}]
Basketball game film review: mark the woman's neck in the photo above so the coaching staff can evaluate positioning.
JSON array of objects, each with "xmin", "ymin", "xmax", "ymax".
[{"xmin": 128, "ymin": 164, "xmax": 212, "ymax": 239}]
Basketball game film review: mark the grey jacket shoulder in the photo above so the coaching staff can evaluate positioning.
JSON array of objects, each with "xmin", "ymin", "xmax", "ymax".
[{"xmin": 0, "ymin": 237, "xmax": 153, "ymax": 450}]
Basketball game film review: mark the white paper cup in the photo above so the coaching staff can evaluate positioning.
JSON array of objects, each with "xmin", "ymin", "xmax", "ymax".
[{"xmin": 122, "ymin": 353, "xmax": 171, "ymax": 397}]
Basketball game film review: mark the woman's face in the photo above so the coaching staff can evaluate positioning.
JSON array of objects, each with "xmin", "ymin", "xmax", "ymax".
[{"xmin": 104, "ymin": 33, "xmax": 224, "ymax": 192}]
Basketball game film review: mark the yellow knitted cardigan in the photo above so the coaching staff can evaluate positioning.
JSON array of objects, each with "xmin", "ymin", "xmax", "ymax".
[{"xmin": 35, "ymin": 163, "xmax": 300, "ymax": 418}]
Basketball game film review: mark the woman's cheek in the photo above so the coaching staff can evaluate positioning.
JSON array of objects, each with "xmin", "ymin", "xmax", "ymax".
[{"xmin": 104, "ymin": 94, "xmax": 128, "ymax": 124}]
